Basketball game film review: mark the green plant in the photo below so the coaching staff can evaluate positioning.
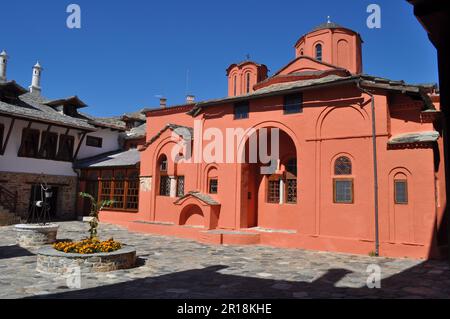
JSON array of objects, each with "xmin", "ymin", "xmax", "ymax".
[
  {"xmin": 79, "ymin": 192, "xmax": 114, "ymax": 240},
  {"xmin": 368, "ymin": 251, "xmax": 378, "ymax": 257}
]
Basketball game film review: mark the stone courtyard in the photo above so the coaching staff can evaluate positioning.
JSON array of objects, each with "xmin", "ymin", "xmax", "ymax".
[{"xmin": 0, "ymin": 221, "xmax": 449, "ymax": 299}]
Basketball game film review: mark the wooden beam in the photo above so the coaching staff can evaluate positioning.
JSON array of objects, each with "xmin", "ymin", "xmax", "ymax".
[
  {"xmin": 37, "ymin": 125, "xmax": 53, "ymax": 156},
  {"xmin": 0, "ymin": 118, "xmax": 15, "ymax": 155},
  {"xmin": 73, "ymin": 132, "xmax": 87, "ymax": 160}
]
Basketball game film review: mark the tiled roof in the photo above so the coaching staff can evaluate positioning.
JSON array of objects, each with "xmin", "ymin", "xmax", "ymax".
[
  {"xmin": 74, "ymin": 149, "xmax": 140, "ymax": 169},
  {"xmin": 122, "ymin": 123, "xmax": 146, "ymax": 140},
  {"xmin": 388, "ymin": 131, "xmax": 440, "ymax": 145},
  {"xmin": 186, "ymin": 74, "xmax": 357, "ymax": 116},
  {"xmin": 45, "ymin": 96, "xmax": 87, "ymax": 108},
  {"xmin": 148, "ymin": 124, "xmax": 193, "ymax": 145},
  {"xmin": 0, "ymin": 92, "xmax": 95, "ymax": 131},
  {"xmin": 185, "ymin": 74, "xmax": 437, "ymax": 117},
  {"xmin": 311, "ymin": 21, "xmax": 345, "ymax": 31},
  {"xmin": 122, "ymin": 110, "xmax": 146, "ymax": 121},
  {"xmin": 174, "ymin": 191, "xmax": 220, "ymax": 206},
  {"xmin": 78, "ymin": 113, "xmax": 127, "ymax": 131}
]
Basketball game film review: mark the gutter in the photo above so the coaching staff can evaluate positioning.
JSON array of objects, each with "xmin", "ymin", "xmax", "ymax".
[{"xmin": 357, "ymin": 81, "xmax": 380, "ymax": 257}]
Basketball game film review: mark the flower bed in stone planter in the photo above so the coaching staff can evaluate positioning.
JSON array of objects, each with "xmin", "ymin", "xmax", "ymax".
[
  {"xmin": 35, "ymin": 192, "xmax": 137, "ymax": 274},
  {"xmin": 15, "ymin": 223, "xmax": 59, "ymax": 248},
  {"xmin": 37, "ymin": 245, "xmax": 137, "ymax": 274}
]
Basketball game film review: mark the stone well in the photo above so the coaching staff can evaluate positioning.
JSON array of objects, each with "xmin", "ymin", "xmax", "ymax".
[
  {"xmin": 36, "ymin": 245, "xmax": 137, "ymax": 274},
  {"xmin": 15, "ymin": 224, "xmax": 59, "ymax": 247}
]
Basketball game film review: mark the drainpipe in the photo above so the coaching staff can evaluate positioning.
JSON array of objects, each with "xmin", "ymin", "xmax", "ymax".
[{"xmin": 357, "ymin": 81, "xmax": 380, "ymax": 257}]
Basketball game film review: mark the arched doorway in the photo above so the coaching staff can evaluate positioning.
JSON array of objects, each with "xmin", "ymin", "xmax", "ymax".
[{"xmin": 240, "ymin": 127, "xmax": 298, "ymax": 229}]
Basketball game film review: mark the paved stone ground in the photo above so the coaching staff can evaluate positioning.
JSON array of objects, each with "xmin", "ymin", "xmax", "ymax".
[{"xmin": 0, "ymin": 222, "xmax": 449, "ymax": 299}]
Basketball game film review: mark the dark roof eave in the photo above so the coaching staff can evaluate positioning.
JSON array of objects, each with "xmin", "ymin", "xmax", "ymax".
[{"xmin": 45, "ymin": 96, "xmax": 88, "ymax": 109}]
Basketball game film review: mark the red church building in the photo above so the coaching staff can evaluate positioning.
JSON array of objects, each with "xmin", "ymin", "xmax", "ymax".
[{"xmin": 99, "ymin": 21, "xmax": 445, "ymax": 259}]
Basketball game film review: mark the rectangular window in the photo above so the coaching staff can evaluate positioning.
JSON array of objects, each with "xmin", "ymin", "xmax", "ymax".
[
  {"xmin": 209, "ymin": 178, "xmax": 218, "ymax": 194},
  {"xmin": 56, "ymin": 134, "xmax": 75, "ymax": 162},
  {"xmin": 333, "ymin": 179, "xmax": 354, "ymax": 204},
  {"xmin": 18, "ymin": 128, "xmax": 40, "ymax": 158},
  {"xmin": 38, "ymin": 131, "xmax": 58, "ymax": 160},
  {"xmin": 234, "ymin": 102, "xmax": 249, "ymax": 120},
  {"xmin": 177, "ymin": 176, "xmax": 185, "ymax": 197},
  {"xmin": 97, "ymin": 169, "xmax": 139, "ymax": 211},
  {"xmin": 86, "ymin": 136, "xmax": 103, "ymax": 148},
  {"xmin": 268, "ymin": 180, "xmax": 280, "ymax": 203},
  {"xmin": 284, "ymin": 93, "xmax": 303, "ymax": 114},
  {"xmin": 126, "ymin": 179, "xmax": 139, "ymax": 210},
  {"xmin": 286, "ymin": 179, "xmax": 297, "ymax": 204},
  {"xmin": 99, "ymin": 180, "xmax": 112, "ymax": 202},
  {"xmin": 394, "ymin": 180, "xmax": 408, "ymax": 204},
  {"xmin": 113, "ymin": 179, "xmax": 125, "ymax": 209},
  {"xmin": 159, "ymin": 175, "xmax": 171, "ymax": 196}
]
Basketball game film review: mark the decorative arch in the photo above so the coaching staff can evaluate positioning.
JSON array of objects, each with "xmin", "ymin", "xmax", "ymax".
[
  {"xmin": 315, "ymin": 105, "xmax": 369, "ymax": 139},
  {"xmin": 236, "ymin": 120, "xmax": 301, "ymax": 163},
  {"xmin": 152, "ymin": 136, "xmax": 179, "ymax": 176},
  {"xmin": 337, "ymin": 39, "xmax": 351, "ymax": 70},
  {"xmin": 179, "ymin": 204, "xmax": 205, "ymax": 227},
  {"xmin": 329, "ymin": 152, "xmax": 356, "ymax": 175}
]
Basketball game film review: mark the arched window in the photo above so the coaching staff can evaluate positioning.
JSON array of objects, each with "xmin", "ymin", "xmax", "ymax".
[
  {"xmin": 300, "ymin": 49, "xmax": 304, "ymax": 56},
  {"xmin": 286, "ymin": 158, "xmax": 297, "ymax": 204},
  {"xmin": 234, "ymin": 75, "xmax": 237, "ymax": 96},
  {"xmin": 207, "ymin": 167, "xmax": 219, "ymax": 194},
  {"xmin": 315, "ymin": 44, "xmax": 323, "ymax": 61},
  {"xmin": 333, "ymin": 156, "xmax": 353, "ymax": 204},
  {"xmin": 159, "ymin": 154, "xmax": 168, "ymax": 172},
  {"xmin": 158, "ymin": 155, "xmax": 170, "ymax": 196},
  {"xmin": 334, "ymin": 156, "xmax": 352, "ymax": 175},
  {"xmin": 246, "ymin": 73, "xmax": 251, "ymax": 93},
  {"xmin": 394, "ymin": 174, "xmax": 408, "ymax": 205}
]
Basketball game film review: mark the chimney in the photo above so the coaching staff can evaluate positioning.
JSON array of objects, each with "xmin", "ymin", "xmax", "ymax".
[
  {"xmin": 186, "ymin": 95, "xmax": 195, "ymax": 104},
  {"xmin": 160, "ymin": 97, "xmax": 167, "ymax": 108},
  {"xmin": 0, "ymin": 50, "xmax": 8, "ymax": 83},
  {"xmin": 29, "ymin": 61, "xmax": 43, "ymax": 95}
]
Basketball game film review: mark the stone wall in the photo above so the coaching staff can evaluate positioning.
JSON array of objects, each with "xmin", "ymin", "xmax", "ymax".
[
  {"xmin": 0, "ymin": 171, "xmax": 78, "ymax": 220},
  {"xmin": 36, "ymin": 246, "xmax": 137, "ymax": 274}
]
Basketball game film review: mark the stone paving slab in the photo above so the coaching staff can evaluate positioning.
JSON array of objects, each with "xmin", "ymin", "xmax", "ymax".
[{"xmin": 0, "ymin": 222, "xmax": 449, "ymax": 299}]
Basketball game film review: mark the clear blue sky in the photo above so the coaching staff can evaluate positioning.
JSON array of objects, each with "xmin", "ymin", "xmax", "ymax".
[{"xmin": 0, "ymin": 0, "xmax": 438, "ymax": 117}]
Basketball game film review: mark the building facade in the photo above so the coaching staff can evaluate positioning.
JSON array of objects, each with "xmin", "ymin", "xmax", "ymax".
[
  {"xmin": 0, "ymin": 52, "xmax": 141, "ymax": 223},
  {"xmin": 100, "ymin": 22, "xmax": 446, "ymax": 259}
]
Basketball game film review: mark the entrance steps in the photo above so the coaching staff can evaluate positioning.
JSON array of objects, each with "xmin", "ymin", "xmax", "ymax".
[
  {"xmin": 129, "ymin": 220, "xmax": 205, "ymax": 240},
  {"xmin": 126, "ymin": 220, "xmax": 261, "ymax": 246},
  {"xmin": 199, "ymin": 230, "xmax": 261, "ymax": 245}
]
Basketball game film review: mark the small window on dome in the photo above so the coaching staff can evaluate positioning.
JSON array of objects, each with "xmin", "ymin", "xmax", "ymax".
[{"xmin": 315, "ymin": 44, "xmax": 322, "ymax": 61}]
